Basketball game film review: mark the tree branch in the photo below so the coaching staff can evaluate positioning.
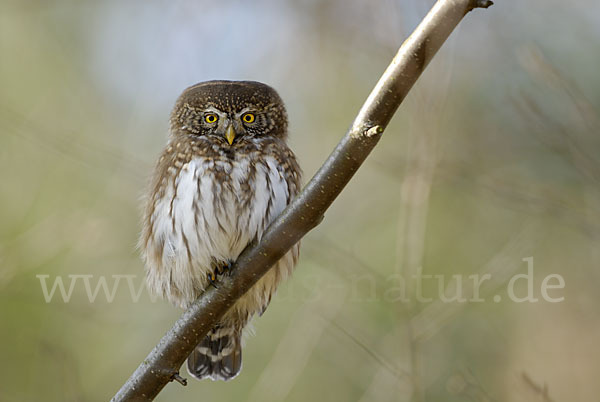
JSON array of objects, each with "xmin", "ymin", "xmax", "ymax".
[{"xmin": 111, "ymin": 0, "xmax": 492, "ymax": 400}]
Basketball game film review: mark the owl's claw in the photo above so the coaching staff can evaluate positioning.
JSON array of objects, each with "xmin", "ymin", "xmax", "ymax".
[
  {"xmin": 217, "ymin": 260, "xmax": 233, "ymax": 276},
  {"xmin": 207, "ymin": 272, "xmax": 219, "ymax": 289},
  {"xmin": 207, "ymin": 260, "xmax": 233, "ymax": 288}
]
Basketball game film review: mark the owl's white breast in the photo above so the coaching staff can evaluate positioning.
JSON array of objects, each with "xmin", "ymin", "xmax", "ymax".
[{"xmin": 147, "ymin": 154, "xmax": 290, "ymax": 303}]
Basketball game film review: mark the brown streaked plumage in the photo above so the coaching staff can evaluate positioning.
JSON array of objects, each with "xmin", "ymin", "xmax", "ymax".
[{"xmin": 140, "ymin": 81, "xmax": 301, "ymax": 381}]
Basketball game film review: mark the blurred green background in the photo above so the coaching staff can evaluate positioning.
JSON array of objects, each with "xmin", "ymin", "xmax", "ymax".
[{"xmin": 1, "ymin": 0, "xmax": 599, "ymax": 401}]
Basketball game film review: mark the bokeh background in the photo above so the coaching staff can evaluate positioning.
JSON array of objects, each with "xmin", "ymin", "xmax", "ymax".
[{"xmin": 1, "ymin": 0, "xmax": 599, "ymax": 401}]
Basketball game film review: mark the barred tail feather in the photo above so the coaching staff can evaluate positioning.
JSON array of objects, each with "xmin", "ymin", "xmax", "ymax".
[{"xmin": 187, "ymin": 326, "xmax": 242, "ymax": 381}]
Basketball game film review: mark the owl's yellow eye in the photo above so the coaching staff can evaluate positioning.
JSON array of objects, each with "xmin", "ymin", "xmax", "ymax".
[
  {"xmin": 242, "ymin": 113, "xmax": 255, "ymax": 124},
  {"xmin": 204, "ymin": 113, "xmax": 218, "ymax": 124}
]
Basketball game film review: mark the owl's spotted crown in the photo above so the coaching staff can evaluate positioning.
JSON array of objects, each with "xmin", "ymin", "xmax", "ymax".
[{"xmin": 170, "ymin": 80, "xmax": 288, "ymax": 139}]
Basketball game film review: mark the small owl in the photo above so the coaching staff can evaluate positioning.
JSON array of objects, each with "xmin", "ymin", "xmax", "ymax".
[{"xmin": 140, "ymin": 81, "xmax": 301, "ymax": 381}]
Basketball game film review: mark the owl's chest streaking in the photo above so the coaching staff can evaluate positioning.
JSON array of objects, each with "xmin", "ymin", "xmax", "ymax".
[{"xmin": 145, "ymin": 148, "xmax": 292, "ymax": 301}]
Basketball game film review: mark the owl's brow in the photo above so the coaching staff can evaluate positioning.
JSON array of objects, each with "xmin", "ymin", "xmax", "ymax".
[
  {"xmin": 235, "ymin": 107, "xmax": 254, "ymax": 116},
  {"xmin": 203, "ymin": 106, "xmax": 226, "ymax": 115}
]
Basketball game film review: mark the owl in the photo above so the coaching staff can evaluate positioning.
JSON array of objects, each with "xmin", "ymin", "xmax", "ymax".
[{"xmin": 140, "ymin": 81, "xmax": 302, "ymax": 381}]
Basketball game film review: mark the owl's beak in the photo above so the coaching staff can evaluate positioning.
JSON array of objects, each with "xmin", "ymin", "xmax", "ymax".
[{"xmin": 225, "ymin": 125, "xmax": 236, "ymax": 145}]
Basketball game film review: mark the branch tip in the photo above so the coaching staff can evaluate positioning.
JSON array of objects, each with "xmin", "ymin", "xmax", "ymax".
[
  {"xmin": 170, "ymin": 373, "xmax": 187, "ymax": 386},
  {"xmin": 473, "ymin": 0, "xmax": 493, "ymax": 8}
]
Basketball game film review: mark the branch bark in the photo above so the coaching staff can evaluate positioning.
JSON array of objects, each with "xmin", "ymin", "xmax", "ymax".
[{"xmin": 111, "ymin": 0, "xmax": 492, "ymax": 400}]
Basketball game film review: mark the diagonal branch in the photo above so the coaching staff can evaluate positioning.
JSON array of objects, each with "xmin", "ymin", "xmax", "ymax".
[{"xmin": 111, "ymin": 0, "xmax": 492, "ymax": 400}]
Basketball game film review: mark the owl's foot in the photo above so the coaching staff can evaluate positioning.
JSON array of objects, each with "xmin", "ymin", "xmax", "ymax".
[
  {"xmin": 207, "ymin": 271, "xmax": 219, "ymax": 289},
  {"xmin": 207, "ymin": 260, "xmax": 234, "ymax": 288},
  {"xmin": 216, "ymin": 260, "xmax": 233, "ymax": 276}
]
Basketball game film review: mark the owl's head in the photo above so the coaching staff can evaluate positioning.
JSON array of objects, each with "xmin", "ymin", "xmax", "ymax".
[{"xmin": 170, "ymin": 80, "xmax": 288, "ymax": 145}]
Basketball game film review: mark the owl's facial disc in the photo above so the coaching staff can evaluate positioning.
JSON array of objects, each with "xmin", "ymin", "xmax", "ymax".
[{"xmin": 171, "ymin": 81, "xmax": 288, "ymax": 140}]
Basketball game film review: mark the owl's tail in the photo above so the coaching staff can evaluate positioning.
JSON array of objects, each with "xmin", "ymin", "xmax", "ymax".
[{"xmin": 187, "ymin": 325, "xmax": 242, "ymax": 381}]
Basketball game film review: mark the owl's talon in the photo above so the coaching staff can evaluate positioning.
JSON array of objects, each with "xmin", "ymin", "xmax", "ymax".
[
  {"xmin": 207, "ymin": 260, "xmax": 233, "ymax": 288},
  {"xmin": 207, "ymin": 272, "xmax": 218, "ymax": 288},
  {"xmin": 219, "ymin": 260, "xmax": 233, "ymax": 276}
]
